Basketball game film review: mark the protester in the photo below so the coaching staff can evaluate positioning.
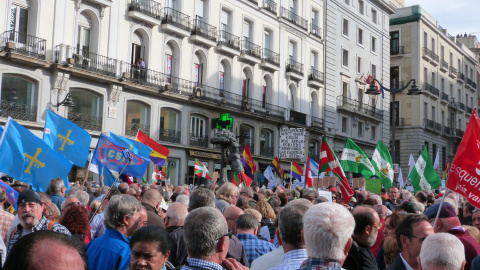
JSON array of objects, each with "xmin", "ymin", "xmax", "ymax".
[
  {"xmin": 463, "ymin": 202, "xmax": 475, "ymax": 226},
  {"xmin": 216, "ymin": 183, "xmax": 239, "ymax": 213},
  {"xmin": 90, "ymin": 189, "xmax": 121, "ymax": 239},
  {"xmin": 464, "ymin": 225, "xmax": 480, "ymax": 243},
  {"xmin": 141, "ymin": 189, "xmax": 166, "ymax": 228},
  {"xmin": 85, "ymin": 194, "xmax": 143, "ymax": 270},
  {"xmin": 224, "ymin": 206, "xmax": 244, "ymax": 232},
  {"xmin": 235, "ymin": 214, "xmax": 276, "ymax": 265},
  {"xmin": 419, "ymin": 233, "xmax": 466, "ymax": 270},
  {"xmin": 254, "ymin": 199, "xmax": 276, "ymax": 240},
  {"xmin": 7, "ymin": 190, "xmax": 71, "ymax": 254},
  {"xmin": 49, "ymin": 178, "xmax": 66, "ymax": 211},
  {"xmin": 384, "ymin": 186, "xmax": 399, "ymax": 211},
  {"xmin": 46, "ymin": 203, "xmax": 62, "ymax": 222},
  {"xmin": 176, "ymin": 195, "xmax": 190, "ymax": 207},
  {"xmin": 130, "ymin": 225, "xmax": 173, "ymax": 270},
  {"xmin": 60, "ymin": 196, "xmax": 81, "ymax": 215},
  {"xmin": 165, "ymin": 202, "xmax": 188, "ymax": 234},
  {"xmin": 473, "ymin": 209, "xmax": 480, "ymax": 231},
  {"xmin": 38, "ymin": 192, "xmax": 52, "ymax": 216},
  {"xmin": 382, "ymin": 236, "xmax": 400, "ymax": 268},
  {"xmin": 0, "ymin": 188, "xmax": 14, "ymax": 243},
  {"xmin": 60, "ymin": 205, "xmax": 92, "ymax": 245}
]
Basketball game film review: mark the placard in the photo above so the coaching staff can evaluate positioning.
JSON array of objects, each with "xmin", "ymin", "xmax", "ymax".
[
  {"xmin": 212, "ymin": 171, "xmax": 218, "ymax": 182},
  {"xmin": 279, "ymin": 127, "xmax": 305, "ymax": 159},
  {"xmin": 318, "ymin": 190, "xmax": 333, "ymax": 202},
  {"xmin": 365, "ymin": 178, "xmax": 382, "ymax": 194},
  {"xmin": 352, "ymin": 178, "xmax": 366, "ymax": 189}
]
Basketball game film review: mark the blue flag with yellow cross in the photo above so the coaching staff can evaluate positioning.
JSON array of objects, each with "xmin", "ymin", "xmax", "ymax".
[
  {"xmin": 43, "ymin": 110, "xmax": 92, "ymax": 168},
  {"xmin": 0, "ymin": 117, "xmax": 73, "ymax": 191}
]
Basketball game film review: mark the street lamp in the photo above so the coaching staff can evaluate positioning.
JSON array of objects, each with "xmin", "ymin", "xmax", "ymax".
[{"xmin": 365, "ymin": 79, "xmax": 422, "ymax": 178}]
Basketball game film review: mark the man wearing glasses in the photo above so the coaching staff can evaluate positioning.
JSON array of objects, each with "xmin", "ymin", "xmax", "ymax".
[
  {"xmin": 60, "ymin": 196, "xmax": 81, "ymax": 215},
  {"xmin": 343, "ymin": 205, "xmax": 382, "ymax": 270}
]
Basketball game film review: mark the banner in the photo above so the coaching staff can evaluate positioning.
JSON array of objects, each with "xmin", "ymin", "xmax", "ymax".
[{"xmin": 279, "ymin": 127, "xmax": 305, "ymax": 159}]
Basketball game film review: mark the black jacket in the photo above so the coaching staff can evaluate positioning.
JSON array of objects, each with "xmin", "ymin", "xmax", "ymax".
[{"xmin": 343, "ymin": 238, "xmax": 378, "ymax": 270}]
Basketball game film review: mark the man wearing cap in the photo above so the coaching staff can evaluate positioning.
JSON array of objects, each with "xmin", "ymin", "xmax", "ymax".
[
  {"xmin": 424, "ymin": 202, "xmax": 480, "ymax": 270},
  {"xmin": 7, "ymin": 190, "xmax": 71, "ymax": 254}
]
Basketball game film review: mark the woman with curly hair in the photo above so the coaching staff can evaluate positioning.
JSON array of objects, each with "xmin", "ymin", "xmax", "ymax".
[
  {"xmin": 215, "ymin": 182, "xmax": 239, "ymax": 213},
  {"xmin": 254, "ymin": 199, "xmax": 276, "ymax": 241},
  {"xmin": 60, "ymin": 205, "xmax": 92, "ymax": 246}
]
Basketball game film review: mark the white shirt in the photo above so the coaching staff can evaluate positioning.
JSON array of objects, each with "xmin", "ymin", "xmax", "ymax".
[
  {"xmin": 250, "ymin": 246, "xmax": 284, "ymax": 270},
  {"xmin": 400, "ymin": 253, "xmax": 414, "ymax": 270}
]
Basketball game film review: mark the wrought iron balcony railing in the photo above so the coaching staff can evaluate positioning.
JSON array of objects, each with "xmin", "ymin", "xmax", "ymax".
[
  {"xmin": 262, "ymin": 48, "xmax": 280, "ymax": 66},
  {"xmin": 125, "ymin": 122, "xmax": 150, "ymax": 137},
  {"xmin": 422, "ymin": 47, "xmax": 439, "ymax": 62},
  {"xmin": 440, "ymin": 59, "xmax": 448, "ymax": 70},
  {"xmin": 129, "ymin": 0, "xmax": 162, "ymax": 19},
  {"xmin": 336, "ymin": 95, "xmax": 383, "ymax": 120},
  {"xmin": 0, "ymin": 100, "xmax": 37, "ymax": 122},
  {"xmin": 161, "ymin": 8, "xmax": 190, "ymax": 30},
  {"xmin": 189, "ymin": 134, "xmax": 208, "ymax": 148},
  {"xmin": 159, "ymin": 128, "xmax": 181, "ymax": 143},
  {"xmin": 54, "ymin": 46, "xmax": 116, "ymax": 77},
  {"xmin": 458, "ymin": 72, "xmax": 465, "ymax": 82},
  {"xmin": 280, "ymin": 7, "xmax": 308, "ymax": 30},
  {"xmin": 191, "ymin": 19, "xmax": 217, "ymax": 41},
  {"xmin": 310, "ymin": 115, "xmax": 323, "ymax": 130},
  {"xmin": 455, "ymin": 129, "xmax": 464, "ymax": 138},
  {"xmin": 0, "ymin": 30, "xmax": 46, "ymax": 60},
  {"xmin": 424, "ymin": 118, "xmax": 441, "ymax": 132},
  {"xmin": 442, "ymin": 126, "xmax": 454, "ymax": 136},
  {"xmin": 240, "ymin": 40, "xmax": 262, "ymax": 59},
  {"xmin": 441, "ymin": 92, "xmax": 449, "ymax": 102},
  {"xmin": 285, "ymin": 59, "xmax": 303, "ymax": 75},
  {"xmin": 308, "ymin": 67, "xmax": 324, "ymax": 83},
  {"xmin": 263, "ymin": 0, "xmax": 277, "ymax": 15},
  {"xmin": 423, "ymin": 82, "xmax": 439, "ymax": 96},
  {"xmin": 310, "ymin": 23, "xmax": 321, "ymax": 38},
  {"xmin": 467, "ymin": 107, "xmax": 473, "ymax": 114},
  {"xmin": 260, "ymin": 145, "xmax": 274, "ymax": 157},
  {"xmin": 449, "ymin": 66, "xmax": 457, "ymax": 76},
  {"xmin": 67, "ymin": 109, "xmax": 102, "ymax": 131},
  {"xmin": 218, "ymin": 31, "xmax": 240, "ymax": 50},
  {"xmin": 391, "ymin": 45, "xmax": 404, "ymax": 55},
  {"xmin": 458, "ymin": 102, "xmax": 465, "ymax": 111}
]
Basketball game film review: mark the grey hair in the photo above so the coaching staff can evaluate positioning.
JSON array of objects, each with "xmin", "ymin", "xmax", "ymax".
[
  {"xmin": 369, "ymin": 194, "xmax": 382, "ymax": 205},
  {"xmin": 189, "ymin": 188, "xmax": 215, "ymax": 210},
  {"xmin": 0, "ymin": 188, "xmax": 7, "ymax": 203},
  {"xmin": 48, "ymin": 178, "xmax": 65, "ymax": 193},
  {"xmin": 303, "ymin": 202, "xmax": 355, "ymax": 261},
  {"xmin": 286, "ymin": 198, "xmax": 313, "ymax": 208},
  {"xmin": 408, "ymin": 197, "xmax": 424, "ymax": 213},
  {"xmin": 67, "ymin": 186, "xmax": 81, "ymax": 197},
  {"xmin": 184, "ymin": 207, "xmax": 228, "ymax": 260},
  {"xmin": 303, "ymin": 188, "xmax": 319, "ymax": 199},
  {"xmin": 420, "ymin": 233, "xmax": 465, "ymax": 270},
  {"xmin": 38, "ymin": 192, "xmax": 51, "ymax": 204},
  {"xmin": 60, "ymin": 195, "xmax": 76, "ymax": 211},
  {"xmin": 104, "ymin": 195, "xmax": 142, "ymax": 230},
  {"xmin": 279, "ymin": 204, "xmax": 310, "ymax": 247},
  {"xmin": 176, "ymin": 194, "xmax": 190, "ymax": 206},
  {"xmin": 236, "ymin": 214, "xmax": 259, "ymax": 231},
  {"xmin": 400, "ymin": 190, "xmax": 413, "ymax": 201},
  {"xmin": 75, "ymin": 191, "xmax": 90, "ymax": 206}
]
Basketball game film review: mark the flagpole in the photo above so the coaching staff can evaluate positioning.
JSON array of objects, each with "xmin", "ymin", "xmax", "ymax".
[
  {"xmin": 290, "ymin": 160, "xmax": 293, "ymax": 184},
  {"xmin": 433, "ymin": 188, "xmax": 449, "ymax": 229},
  {"xmin": 81, "ymin": 159, "xmax": 92, "ymax": 188},
  {"xmin": 192, "ymin": 170, "xmax": 196, "ymax": 187}
]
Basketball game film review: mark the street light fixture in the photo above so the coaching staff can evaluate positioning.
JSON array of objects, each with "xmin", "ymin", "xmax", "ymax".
[
  {"xmin": 365, "ymin": 78, "xmax": 422, "ymax": 183},
  {"xmin": 54, "ymin": 92, "xmax": 75, "ymax": 111}
]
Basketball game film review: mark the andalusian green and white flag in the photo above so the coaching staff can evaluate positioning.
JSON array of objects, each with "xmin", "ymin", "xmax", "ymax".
[
  {"xmin": 409, "ymin": 145, "xmax": 441, "ymax": 191},
  {"xmin": 371, "ymin": 140, "xmax": 394, "ymax": 190},
  {"xmin": 340, "ymin": 138, "xmax": 375, "ymax": 180}
]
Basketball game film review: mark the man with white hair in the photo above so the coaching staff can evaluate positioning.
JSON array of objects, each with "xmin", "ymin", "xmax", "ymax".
[
  {"xmin": 418, "ymin": 233, "xmax": 466, "ymax": 270},
  {"xmin": 299, "ymin": 202, "xmax": 355, "ymax": 269},
  {"xmin": 60, "ymin": 196, "xmax": 81, "ymax": 215},
  {"xmin": 176, "ymin": 194, "xmax": 190, "ymax": 207},
  {"xmin": 165, "ymin": 202, "xmax": 188, "ymax": 234},
  {"xmin": 48, "ymin": 178, "xmax": 66, "ymax": 211}
]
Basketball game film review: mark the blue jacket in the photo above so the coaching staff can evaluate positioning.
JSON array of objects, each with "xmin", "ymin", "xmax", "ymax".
[
  {"xmin": 50, "ymin": 193, "xmax": 65, "ymax": 211},
  {"xmin": 85, "ymin": 228, "xmax": 131, "ymax": 270}
]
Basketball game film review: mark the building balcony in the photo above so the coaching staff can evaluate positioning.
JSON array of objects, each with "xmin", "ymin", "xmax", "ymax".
[
  {"xmin": 440, "ymin": 59, "xmax": 448, "ymax": 73},
  {"xmin": 67, "ymin": 109, "xmax": 103, "ymax": 132},
  {"xmin": 440, "ymin": 92, "xmax": 449, "ymax": 104},
  {"xmin": 457, "ymin": 102, "xmax": 465, "ymax": 111},
  {"xmin": 466, "ymin": 78, "xmax": 476, "ymax": 90},
  {"xmin": 161, "ymin": 8, "xmax": 191, "ymax": 37},
  {"xmin": 442, "ymin": 126, "xmax": 454, "ymax": 137},
  {"xmin": 190, "ymin": 19, "xmax": 217, "ymax": 47},
  {"xmin": 310, "ymin": 23, "xmax": 322, "ymax": 39},
  {"xmin": 390, "ymin": 46, "xmax": 404, "ymax": 56},
  {"xmin": 85, "ymin": 0, "xmax": 112, "ymax": 6},
  {"xmin": 0, "ymin": 100, "xmax": 37, "ymax": 122},
  {"xmin": 449, "ymin": 66, "xmax": 457, "ymax": 79},
  {"xmin": 336, "ymin": 95, "xmax": 383, "ymax": 121},
  {"xmin": 128, "ymin": 0, "xmax": 162, "ymax": 25},
  {"xmin": 457, "ymin": 72, "xmax": 465, "ymax": 84},
  {"xmin": 263, "ymin": 0, "xmax": 277, "ymax": 15},
  {"xmin": 285, "ymin": 59, "xmax": 304, "ymax": 81},
  {"xmin": 454, "ymin": 129, "xmax": 464, "ymax": 139},
  {"xmin": 307, "ymin": 67, "xmax": 324, "ymax": 88},
  {"xmin": 239, "ymin": 40, "xmax": 262, "ymax": 64},
  {"xmin": 422, "ymin": 82, "xmax": 439, "ymax": 99},
  {"xmin": 217, "ymin": 31, "xmax": 241, "ymax": 56},
  {"xmin": 422, "ymin": 47, "xmax": 432, "ymax": 61},
  {"xmin": 189, "ymin": 134, "xmax": 209, "ymax": 148},
  {"xmin": 125, "ymin": 122, "xmax": 150, "ymax": 137},
  {"xmin": 310, "ymin": 115, "xmax": 323, "ymax": 131},
  {"xmin": 467, "ymin": 107, "xmax": 473, "ymax": 115},
  {"xmin": 260, "ymin": 145, "xmax": 274, "ymax": 157},
  {"xmin": 0, "ymin": 30, "xmax": 48, "ymax": 66},
  {"xmin": 289, "ymin": 110, "xmax": 307, "ymax": 125},
  {"xmin": 424, "ymin": 118, "xmax": 441, "ymax": 133},
  {"xmin": 159, "ymin": 128, "xmax": 181, "ymax": 144},
  {"xmin": 239, "ymin": 143, "xmax": 255, "ymax": 155},
  {"xmin": 280, "ymin": 7, "xmax": 308, "ymax": 30},
  {"xmin": 260, "ymin": 48, "xmax": 280, "ymax": 71}
]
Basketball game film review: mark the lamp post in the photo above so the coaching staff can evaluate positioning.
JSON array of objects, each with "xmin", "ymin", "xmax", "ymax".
[{"xmin": 365, "ymin": 79, "xmax": 422, "ymax": 182}]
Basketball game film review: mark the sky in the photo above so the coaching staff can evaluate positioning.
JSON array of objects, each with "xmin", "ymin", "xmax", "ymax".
[{"xmin": 404, "ymin": 0, "xmax": 480, "ymax": 37}]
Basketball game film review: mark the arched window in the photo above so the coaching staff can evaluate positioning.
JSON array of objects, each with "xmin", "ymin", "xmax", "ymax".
[
  {"xmin": 262, "ymin": 76, "xmax": 269, "ymax": 109},
  {"xmin": 189, "ymin": 115, "xmax": 208, "ymax": 148},
  {"xmin": 0, "ymin": 75, "xmax": 36, "ymax": 122},
  {"xmin": 165, "ymin": 41, "xmax": 180, "ymax": 82},
  {"xmin": 160, "ymin": 108, "xmax": 180, "ymax": 143},
  {"xmin": 9, "ymin": 0, "xmax": 39, "ymax": 41},
  {"xmin": 68, "ymin": 89, "xmax": 102, "ymax": 131},
  {"xmin": 77, "ymin": 12, "xmax": 92, "ymax": 54},
  {"xmin": 260, "ymin": 129, "xmax": 274, "ymax": 157},
  {"xmin": 239, "ymin": 124, "xmax": 254, "ymax": 152},
  {"xmin": 310, "ymin": 92, "xmax": 319, "ymax": 116},
  {"xmin": 131, "ymin": 31, "xmax": 145, "ymax": 65},
  {"xmin": 125, "ymin": 100, "xmax": 150, "ymax": 137},
  {"xmin": 193, "ymin": 52, "xmax": 205, "ymax": 87}
]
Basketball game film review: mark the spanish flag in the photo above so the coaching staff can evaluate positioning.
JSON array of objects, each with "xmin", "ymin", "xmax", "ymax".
[
  {"xmin": 290, "ymin": 160, "xmax": 303, "ymax": 181},
  {"xmin": 136, "ymin": 130, "xmax": 170, "ymax": 166},
  {"xmin": 270, "ymin": 156, "xmax": 283, "ymax": 177},
  {"xmin": 241, "ymin": 144, "xmax": 256, "ymax": 178}
]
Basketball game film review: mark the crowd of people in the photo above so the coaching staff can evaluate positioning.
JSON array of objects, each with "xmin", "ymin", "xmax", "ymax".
[{"xmin": 0, "ymin": 174, "xmax": 479, "ymax": 270}]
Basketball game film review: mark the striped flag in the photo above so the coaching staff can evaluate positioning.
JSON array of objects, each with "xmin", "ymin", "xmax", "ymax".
[
  {"xmin": 305, "ymin": 157, "xmax": 313, "ymax": 188},
  {"xmin": 270, "ymin": 156, "xmax": 283, "ymax": 177},
  {"xmin": 241, "ymin": 144, "xmax": 256, "ymax": 178},
  {"xmin": 194, "ymin": 159, "xmax": 212, "ymax": 180},
  {"xmin": 290, "ymin": 160, "xmax": 303, "ymax": 181},
  {"xmin": 136, "ymin": 130, "xmax": 170, "ymax": 166}
]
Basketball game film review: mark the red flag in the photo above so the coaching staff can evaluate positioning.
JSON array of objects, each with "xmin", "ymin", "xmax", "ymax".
[
  {"xmin": 305, "ymin": 157, "xmax": 313, "ymax": 188},
  {"xmin": 366, "ymin": 75, "xmax": 374, "ymax": 84},
  {"xmin": 241, "ymin": 171, "xmax": 253, "ymax": 187},
  {"xmin": 447, "ymin": 108, "xmax": 480, "ymax": 208}
]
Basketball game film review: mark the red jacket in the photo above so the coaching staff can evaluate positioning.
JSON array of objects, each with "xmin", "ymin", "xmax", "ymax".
[{"xmin": 448, "ymin": 228, "xmax": 480, "ymax": 270}]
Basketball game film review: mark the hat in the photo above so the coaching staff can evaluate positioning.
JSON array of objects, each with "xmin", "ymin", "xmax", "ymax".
[
  {"xmin": 424, "ymin": 202, "xmax": 456, "ymax": 219},
  {"xmin": 329, "ymin": 187, "xmax": 338, "ymax": 193},
  {"xmin": 17, "ymin": 190, "xmax": 42, "ymax": 207},
  {"xmin": 350, "ymin": 197, "xmax": 357, "ymax": 203},
  {"xmin": 159, "ymin": 198, "xmax": 168, "ymax": 211},
  {"xmin": 0, "ymin": 175, "xmax": 13, "ymax": 184},
  {"xmin": 395, "ymin": 201, "xmax": 419, "ymax": 214}
]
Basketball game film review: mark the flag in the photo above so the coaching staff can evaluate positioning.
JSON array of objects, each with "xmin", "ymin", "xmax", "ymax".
[
  {"xmin": 239, "ymin": 171, "xmax": 252, "ymax": 187},
  {"xmin": 290, "ymin": 160, "xmax": 303, "ymax": 181},
  {"xmin": 136, "ymin": 130, "xmax": 170, "ymax": 166},
  {"xmin": 119, "ymin": 174, "xmax": 134, "ymax": 185},
  {"xmin": 366, "ymin": 74, "xmax": 374, "ymax": 84},
  {"xmin": 409, "ymin": 145, "xmax": 441, "ymax": 192},
  {"xmin": 433, "ymin": 149, "xmax": 440, "ymax": 169},
  {"xmin": 91, "ymin": 134, "xmax": 149, "ymax": 179},
  {"xmin": 408, "ymin": 154, "xmax": 416, "ymax": 176},
  {"xmin": 233, "ymin": 173, "xmax": 242, "ymax": 186},
  {"xmin": 371, "ymin": 140, "xmax": 394, "ymax": 190},
  {"xmin": 194, "ymin": 159, "xmax": 212, "ymax": 180},
  {"xmin": 398, "ymin": 167, "xmax": 405, "ymax": 189},
  {"xmin": 340, "ymin": 138, "xmax": 375, "ymax": 180},
  {"xmin": 375, "ymin": 81, "xmax": 384, "ymax": 99},
  {"xmin": 43, "ymin": 110, "xmax": 92, "ymax": 168},
  {"xmin": 102, "ymin": 167, "xmax": 117, "ymax": 187},
  {"xmin": 442, "ymin": 160, "xmax": 450, "ymax": 181},
  {"xmin": 318, "ymin": 136, "xmax": 354, "ymax": 204},
  {"xmin": 0, "ymin": 118, "xmax": 73, "ymax": 191},
  {"xmin": 447, "ymin": 109, "xmax": 480, "ymax": 207},
  {"xmin": 0, "ymin": 180, "xmax": 19, "ymax": 211},
  {"xmin": 270, "ymin": 157, "xmax": 283, "ymax": 177},
  {"xmin": 264, "ymin": 165, "xmax": 275, "ymax": 184},
  {"xmin": 241, "ymin": 144, "xmax": 256, "ymax": 178},
  {"xmin": 109, "ymin": 132, "xmax": 152, "ymax": 159},
  {"xmin": 305, "ymin": 157, "xmax": 313, "ymax": 188},
  {"xmin": 309, "ymin": 159, "xmax": 319, "ymax": 176}
]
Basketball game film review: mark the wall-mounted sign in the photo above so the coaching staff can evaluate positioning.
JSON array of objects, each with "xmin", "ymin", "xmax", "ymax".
[{"xmin": 279, "ymin": 127, "xmax": 305, "ymax": 159}]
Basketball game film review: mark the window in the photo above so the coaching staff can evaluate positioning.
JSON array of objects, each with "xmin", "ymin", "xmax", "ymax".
[
  {"xmin": 243, "ymin": 20, "xmax": 252, "ymax": 41},
  {"xmin": 242, "ymin": 68, "xmax": 251, "ymax": 101},
  {"xmin": 431, "ymin": 38, "xmax": 435, "ymax": 53},
  {"xmin": 359, "ymin": 0, "xmax": 364, "ymax": 14},
  {"xmin": 424, "ymin": 32, "xmax": 428, "ymax": 48},
  {"xmin": 190, "ymin": 115, "xmax": 206, "ymax": 137},
  {"xmin": 358, "ymin": 122, "xmax": 364, "ymax": 137},
  {"xmin": 0, "ymin": 75, "xmax": 36, "ymax": 122},
  {"xmin": 310, "ymin": 51, "xmax": 318, "ymax": 69},
  {"xmin": 219, "ymin": 9, "xmax": 230, "ymax": 41},
  {"xmin": 260, "ymin": 129, "xmax": 273, "ymax": 157},
  {"xmin": 160, "ymin": 109, "xmax": 179, "ymax": 133},
  {"xmin": 357, "ymin": 28, "xmax": 363, "ymax": 46},
  {"xmin": 131, "ymin": 31, "xmax": 145, "ymax": 65},
  {"xmin": 239, "ymin": 124, "xmax": 254, "ymax": 150},
  {"xmin": 262, "ymin": 76, "xmax": 271, "ymax": 109},
  {"xmin": 166, "ymin": 0, "xmax": 177, "ymax": 9},
  {"xmin": 342, "ymin": 117, "xmax": 348, "ymax": 133},
  {"xmin": 441, "ymin": 111, "xmax": 445, "ymax": 126},
  {"xmin": 441, "ymin": 78, "xmax": 445, "ymax": 92},
  {"xmin": 357, "ymin": 56, "xmax": 362, "ymax": 74},
  {"xmin": 68, "ymin": 89, "xmax": 102, "ymax": 131},
  {"xmin": 345, "ymin": 0, "xmax": 350, "ymax": 4},
  {"xmin": 342, "ymin": 18, "xmax": 349, "ymax": 37},
  {"xmin": 263, "ymin": 29, "xmax": 272, "ymax": 50},
  {"xmin": 371, "ymin": 64, "xmax": 376, "ymax": 78},
  {"xmin": 431, "ymin": 72, "xmax": 435, "ymax": 87},
  {"xmin": 342, "ymin": 49, "xmax": 349, "ymax": 68},
  {"xmin": 371, "ymin": 9, "xmax": 377, "ymax": 23},
  {"xmin": 193, "ymin": 52, "xmax": 204, "ymax": 87},
  {"xmin": 424, "ymin": 102, "xmax": 428, "ymax": 119},
  {"xmin": 371, "ymin": 36, "xmax": 377, "ymax": 53},
  {"xmin": 288, "ymin": 41, "xmax": 297, "ymax": 61},
  {"xmin": 195, "ymin": 0, "xmax": 205, "ymax": 21},
  {"xmin": 371, "ymin": 126, "xmax": 376, "ymax": 140},
  {"xmin": 432, "ymin": 106, "xmax": 436, "ymax": 121},
  {"xmin": 311, "ymin": 9, "xmax": 319, "ymax": 29},
  {"xmin": 10, "ymin": 4, "xmax": 29, "ymax": 43},
  {"xmin": 219, "ymin": 62, "xmax": 225, "ymax": 92},
  {"xmin": 309, "ymin": 140, "xmax": 320, "ymax": 159},
  {"xmin": 126, "ymin": 100, "xmax": 150, "ymax": 136},
  {"xmin": 391, "ymin": 66, "xmax": 399, "ymax": 88},
  {"xmin": 342, "ymin": 82, "xmax": 349, "ymax": 98},
  {"xmin": 77, "ymin": 12, "xmax": 92, "ymax": 54}
]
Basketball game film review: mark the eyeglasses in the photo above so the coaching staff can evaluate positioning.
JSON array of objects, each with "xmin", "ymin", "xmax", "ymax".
[
  {"xmin": 217, "ymin": 230, "xmax": 234, "ymax": 240},
  {"xmin": 66, "ymin": 202, "xmax": 81, "ymax": 208},
  {"xmin": 371, "ymin": 223, "xmax": 383, "ymax": 229}
]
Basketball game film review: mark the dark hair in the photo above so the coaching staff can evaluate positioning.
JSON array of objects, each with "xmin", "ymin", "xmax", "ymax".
[
  {"xmin": 60, "ymin": 205, "xmax": 91, "ymax": 237},
  {"xmin": 189, "ymin": 188, "xmax": 215, "ymax": 210},
  {"xmin": 353, "ymin": 207, "xmax": 376, "ymax": 234},
  {"xmin": 381, "ymin": 188, "xmax": 387, "ymax": 194},
  {"xmin": 106, "ymin": 189, "xmax": 122, "ymax": 200},
  {"xmin": 415, "ymin": 191, "xmax": 428, "ymax": 203},
  {"xmin": 236, "ymin": 196, "xmax": 250, "ymax": 210},
  {"xmin": 129, "ymin": 225, "xmax": 170, "ymax": 254},
  {"xmin": 277, "ymin": 193, "xmax": 288, "ymax": 207},
  {"xmin": 268, "ymin": 197, "xmax": 281, "ymax": 208},
  {"xmin": 236, "ymin": 214, "xmax": 259, "ymax": 230},
  {"xmin": 465, "ymin": 202, "xmax": 475, "ymax": 215},
  {"xmin": 395, "ymin": 214, "xmax": 428, "ymax": 250},
  {"xmin": 4, "ymin": 230, "xmax": 87, "ymax": 270},
  {"xmin": 170, "ymin": 193, "xmax": 179, "ymax": 202},
  {"xmin": 385, "ymin": 212, "xmax": 404, "ymax": 230},
  {"xmin": 314, "ymin": 196, "xmax": 329, "ymax": 204},
  {"xmin": 361, "ymin": 198, "xmax": 378, "ymax": 206},
  {"xmin": 278, "ymin": 204, "xmax": 309, "ymax": 248}
]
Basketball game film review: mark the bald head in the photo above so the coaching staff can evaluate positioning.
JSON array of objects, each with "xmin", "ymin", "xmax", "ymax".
[
  {"xmin": 118, "ymin": 182, "xmax": 129, "ymax": 194},
  {"xmin": 166, "ymin": 203, "xmax": 189, "ymax": 228},
  {"xmin": 224, "ymin": 206, "xmax": 244, "ymax": 231},
  {"xmin": 142, "ymin": 189, "xmax": 162, "ymax": 208},
  {"xmin": 352, "ymin": 205, "xmax": 380, "ymax": 247}
]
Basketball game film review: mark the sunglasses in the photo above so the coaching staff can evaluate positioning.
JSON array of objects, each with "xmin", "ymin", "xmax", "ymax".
[{"xmin": 66, "ymin": 202, "xmax": 81, "ymax": 208}]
